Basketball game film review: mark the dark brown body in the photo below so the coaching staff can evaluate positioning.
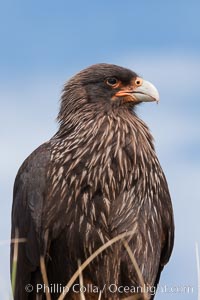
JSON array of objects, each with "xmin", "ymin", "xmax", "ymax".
[{"xmin": 11, "ymin": 64, "xmax": 174, "ymax": 300}]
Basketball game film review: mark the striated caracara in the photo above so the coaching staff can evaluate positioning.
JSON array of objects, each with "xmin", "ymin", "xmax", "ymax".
[{"xmin": 11, "ymin": 63, "xmax": 174, "ymax": 300}]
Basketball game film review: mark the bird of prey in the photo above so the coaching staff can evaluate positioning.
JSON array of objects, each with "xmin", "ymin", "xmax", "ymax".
[{"xmin": 11, "ymin": 63, "xmax": 174, "ymax": 300}]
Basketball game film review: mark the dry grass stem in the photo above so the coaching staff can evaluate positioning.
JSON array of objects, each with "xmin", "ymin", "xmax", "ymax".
[
  {"xmin": 0, "ymin": 238, "xmax": 26, "ymax": 246},
  {"xmin": 98, "ymin": 290, "xmax": 102, "ymax": 300},
  {"xmin": 11, "ymin": 229, "xmax": 19, "ymax": 296},
  {"xmin": 195, "ymin": 242, "xmax": 200, "ymax": 300},
  {"xmin": 122, "ymin": 239, "xmax": 148, "ymax": 300},
  {"xmin": 40, "ymin": 256, "xmax": 51, "ymax": 300},
  {"xmin": 57, "ymin": 228, "xmax": 136, "ymax": 300},
  {"xmin": 78, "ymin": 259, "xmax": 86, "ymax": 300}
]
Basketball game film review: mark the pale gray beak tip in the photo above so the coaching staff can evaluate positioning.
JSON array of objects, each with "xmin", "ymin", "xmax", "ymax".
[{"xmin": 133, "ymin": 79, "xmax": 160, "ymax": 103}]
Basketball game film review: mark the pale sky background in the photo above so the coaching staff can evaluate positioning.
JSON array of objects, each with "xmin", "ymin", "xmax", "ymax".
[{"xmin": 0, "ymin": 1, "xmax": 200, "ymax": 299}]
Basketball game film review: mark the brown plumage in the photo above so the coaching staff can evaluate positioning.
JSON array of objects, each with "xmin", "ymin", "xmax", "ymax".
[{"xmin": 11, "ymin": 63, "xmax": 174, "ymax": 300}]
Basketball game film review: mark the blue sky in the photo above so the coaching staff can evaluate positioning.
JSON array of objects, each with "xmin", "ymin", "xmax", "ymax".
[{"xmin": 0, "ymin": 1, "xmax": 200, "ymax": 299}]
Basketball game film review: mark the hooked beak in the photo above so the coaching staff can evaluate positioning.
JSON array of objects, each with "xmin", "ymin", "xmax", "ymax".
[{"xmin": 115, "ymin": 78, "xmax": 160, "ymax": 103}]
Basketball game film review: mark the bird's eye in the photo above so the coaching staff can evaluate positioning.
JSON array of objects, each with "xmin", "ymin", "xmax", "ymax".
[{"xmin": 106, "ymin": 77, "xmax": 119, "ymax": 87}]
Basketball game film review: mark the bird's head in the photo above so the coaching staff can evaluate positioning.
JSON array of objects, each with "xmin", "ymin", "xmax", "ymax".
[{"xmin": 58, "ymin": 64, "xmax": 159, "ymax": 127}]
